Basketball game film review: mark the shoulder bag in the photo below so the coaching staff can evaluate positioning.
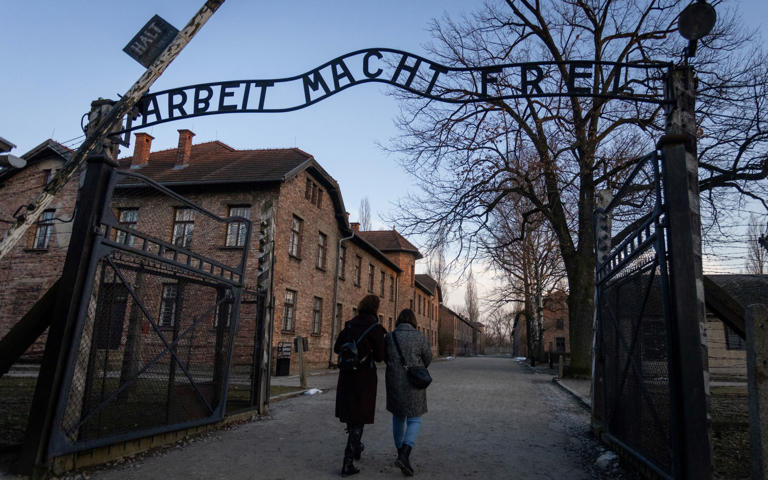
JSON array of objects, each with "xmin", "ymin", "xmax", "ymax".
[{"xmin": 392, "ymin": 331, "xmax": 432, "ymax": 389}]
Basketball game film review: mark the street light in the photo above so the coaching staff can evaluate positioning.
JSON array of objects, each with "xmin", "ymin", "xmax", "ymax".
[{"xmin": 678, "ymin": 0, "xmax": 717, "ymax": 56}]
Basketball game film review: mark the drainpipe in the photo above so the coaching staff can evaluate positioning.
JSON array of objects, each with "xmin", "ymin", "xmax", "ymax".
[{"xmin": 329, "ymin": 231, "xmax": 355, "ymax": 367}]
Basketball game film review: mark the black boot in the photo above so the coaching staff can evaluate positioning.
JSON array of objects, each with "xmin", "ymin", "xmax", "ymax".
[
  {"xmin": 395, "ymin": 444, "xmax": 414, "ymax": 476},
  {"xmin": 349, "ymin": 425, "xmax": 364, "ymax": 461},
  {"xmin": 341, "ymin": 456, "xmax": 360, "ymax": 477},
  {"xmin": 342, "ymin": 425, "xmax": 362, "ymax": 476}
]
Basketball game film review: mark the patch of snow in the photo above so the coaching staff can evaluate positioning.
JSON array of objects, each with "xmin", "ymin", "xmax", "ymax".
[
  {"xmin": 444, "ymin": 356, "xmax": 454, "ymax": 360},
  {"xmin": 595, "ymin": 451, "xmax": 618, "ymax": 470},
  {"xmin": 303, "ymin": 388, "xmax": 322, "ymax": 395}
]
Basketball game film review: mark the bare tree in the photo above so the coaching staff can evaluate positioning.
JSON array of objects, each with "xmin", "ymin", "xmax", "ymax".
[
  {"xmin": 425, "ymin": 243, "xmax": 450, "ymax": 304},
  {"xmin": 465, "ymin": 269, "xmax": 481, "ymax": 325},
  {"xmin": 745, "ymin": 215, "xmax": 768, "ymax": 274},
  {"xmin": 359, "ymin": 197, "xmax": 372, "ymax": 231},
  {"xmin": 390, "ymin": 0, "xmax": 768, "ymax": 375}
]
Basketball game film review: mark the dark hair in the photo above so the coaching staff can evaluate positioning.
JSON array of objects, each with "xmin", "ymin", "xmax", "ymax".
[
  {"xmin": 358, "ymin": 294, "xmax": 380, "ymax": 315},
  {"xmin": 396, "ymin": 309, "xmax": 417, "ymax": 328}
]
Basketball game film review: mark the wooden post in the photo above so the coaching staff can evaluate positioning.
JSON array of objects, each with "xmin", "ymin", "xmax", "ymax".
[
  {"xmin": 660, "ymin": 65, "xmax": 712, "ymax": 480},
  {"xmin": 558, "ymin": 354, "xmax": 564, "ymax": 379},
  {"xmin": 746, "ymin": 304, "xmax": 768, "ymax": 479},
  {"xmin": 0, "ymin": 0, "xmax": 225, "ymax": 263}
]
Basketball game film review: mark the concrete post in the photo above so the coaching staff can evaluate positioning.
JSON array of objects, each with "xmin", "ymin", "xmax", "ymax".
[
  {"xmin": 660, "ymin": 65, "xmax": 712, "ymax": 480},
  {"xmin": 746, "ymin": 304, "xmax": 768, "ymax": 479}
]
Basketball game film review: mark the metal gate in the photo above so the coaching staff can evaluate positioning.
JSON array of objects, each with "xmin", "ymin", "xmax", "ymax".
[
  {"xmin": 45, "ymin": 169, "xmax": 250, "ymax": 455},
  {"xmin": 593, "ymin": 149, "xmax": 696, "ymax": 479}
]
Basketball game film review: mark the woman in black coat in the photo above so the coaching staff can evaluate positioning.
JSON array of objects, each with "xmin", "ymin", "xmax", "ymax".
[{"xmin": 333, "ymin": 294, "xmax": 387, "ymax": 476}]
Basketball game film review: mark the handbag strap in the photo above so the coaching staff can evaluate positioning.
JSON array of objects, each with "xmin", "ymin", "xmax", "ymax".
[{"xmin": 391, "ymin": 331, "xmax": 409, "ymax": 368}]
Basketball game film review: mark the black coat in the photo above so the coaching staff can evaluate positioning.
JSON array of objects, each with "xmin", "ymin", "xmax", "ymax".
[{"xmin": 334, "ymin": 313, "xmax": 387, "ymax": 424}]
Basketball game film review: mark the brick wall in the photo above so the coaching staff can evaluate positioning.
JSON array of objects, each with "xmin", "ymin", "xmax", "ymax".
[{"xmin": 0, "ymin": 154, "xmax": 78, "ymax": 357}]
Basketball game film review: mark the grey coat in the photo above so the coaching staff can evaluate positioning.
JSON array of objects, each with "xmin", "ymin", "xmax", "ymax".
[{"xmin": 385, "ymin": 323, "xmax": 432, "ymax": 417}]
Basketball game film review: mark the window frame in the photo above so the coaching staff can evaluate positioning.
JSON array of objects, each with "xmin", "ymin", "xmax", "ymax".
[
  {"xmin": 282, "ymin": 289, "xmax": 297, "ymax": 332},
  {"xmin": 379, "ymin": 271, "xmax": 386, "ymax": 297},
  {"xmin": 225, "ymin": 205, "xmax": 251, "ymax": 247},
  {"xmin": 367, "ymin": 263, "xmax": 375, "ymax": 293},
  {"xmin": 116, "ymin": 208, "xmax": 139, "ymax": 246},
  {"xmin": 353, "ymin": 255, "xmax": 362, "ymax": 287},
  {"xmin": 312, "ymin": 296, "xmax": 323, "ymax": 335},
  {"xmin": 172, "ymin": 207, "xmax": 195, "ymax": 248},
  {"xmin": 159, "ymin": 284, "xmax": 180, "ymax": 328},
  {"xmin": 288, "ymin": 215, "xmax": 303, "ymax": 258},
  {"xmin": 317, "ymin": 231, "xmax": 328, "ymax": 270},
  {"xmin": 33, "ymin": 209, "xmax": 56, "ymax": 250}
]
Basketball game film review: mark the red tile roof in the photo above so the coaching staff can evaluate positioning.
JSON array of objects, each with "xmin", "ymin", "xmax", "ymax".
[
  {"xmin": 117, "ymin": 141, "xmax": 315, "ymax": 185},
  {"xmin": 357, "ymin": 230, "xmax": 422, "ymax": 259}
]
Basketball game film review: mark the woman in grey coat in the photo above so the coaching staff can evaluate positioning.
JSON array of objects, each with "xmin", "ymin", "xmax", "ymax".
[{"xmin": 385, "ymin": 309, "xmax": 432, "ymax": 476}]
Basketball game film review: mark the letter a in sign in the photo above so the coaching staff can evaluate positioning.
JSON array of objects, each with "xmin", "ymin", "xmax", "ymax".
[{"xmin": 123, "ymin": 15, "xmax": 179, "ymax": 68}]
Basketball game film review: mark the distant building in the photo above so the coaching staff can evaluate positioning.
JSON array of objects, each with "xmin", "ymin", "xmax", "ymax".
[
  {"xmin": 438, "ymin": 305, "xmax": 475, "ymax": 356},
  {"xmin": 512, "ymin": 290, "xmax": 570, "ymax": 360}
]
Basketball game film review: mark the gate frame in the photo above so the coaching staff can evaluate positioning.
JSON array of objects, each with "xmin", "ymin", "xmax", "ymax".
[{"xmin": 592, "ymin": 65, "xmax": 712, "ymax": 480}]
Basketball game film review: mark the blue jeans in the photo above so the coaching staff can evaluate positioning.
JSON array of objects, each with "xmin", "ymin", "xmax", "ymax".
[{"xmin": 392, "ymin": 415, "xmax": 422, "ymax": 448}]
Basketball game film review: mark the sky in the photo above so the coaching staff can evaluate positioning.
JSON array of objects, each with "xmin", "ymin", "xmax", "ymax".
[{"xmin": 1, "ymin": 1, "xmax": 767, "ymax": 313}]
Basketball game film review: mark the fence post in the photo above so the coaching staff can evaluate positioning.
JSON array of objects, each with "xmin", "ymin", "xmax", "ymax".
[
  {"xmin": 746, "ymin": 304, "xmax": 768, "ymax": 479},
  {"xmin": 17, "ymin": 100, "xmax": 119, "ymax": 476},
  {"xmin": 660, "ymin": 65, "xmax": 712, "ymax": 480}
]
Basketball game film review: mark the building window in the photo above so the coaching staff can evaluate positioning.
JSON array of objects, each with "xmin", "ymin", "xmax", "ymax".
[
  {"xmin": 724, "ymin": 324, "xmax": 745, "ymax": 350},
  {"xmin": 417, "ymin": 295, "xmax": 422, "ymax": 315},
  {"xmin": 338, "ymin": 245, "xmax": 347, "ymax": 279},
  {"xmin": 311, "ymin": 183, "xmax": 317, "ymax": 204},
  {"xmin": 289, "ymin": 215, "xmax": 303, "ymax": 258},
  {"xmin": 115, "ymin": 208, "xmax": 138, "ymax": 246},
  {"xmin": 226, "ymin": 205, "xmax": 250, "ymax": 247},
  {"xmin": 379, "ymin": 271, "xmax": 386, "ymax": 297},
  {"xmin": 354, "ymin": 255, "xmax": 362, "ymax": 287},
  {"xmin": 172, "ymin": 208, "xmax": 194, "ymax": 248},
  {"xmin": 368, "ymin": 264, "xmax": 375, "ymax": 292},
  {"xmin": 556, "ymin": 318, "xmax": 564, "ymax": 330},
  {"xmin": 411, "ymin": 265, "xmax": 415, "ymax": 286},
  {"xmin": 159, "ymin": 284, "xmax": 179, "ymax": 327},
  {"xmin": 317, "ymin": 189, "xmax": 323, "ymax": 208},
  {"xmin": 283, "ymin": 289, "xmax": 297, "ymax": 331},
  {"xmin": 555, "ymin": 337, "xmax": 566, "ymax": 353},
  {"xmin": 312, "ymin": 297, "xmax": 323, "ymax": 334},
  {"xmin": 389, "ymin": 275, "xmax": 395, "ymax": 301},
  {"xmin": 410, "ymin": 299, "xmax": 414, "ymax": 310},
  {"xmin": 317, "ymin": 232, "xmax": 328, "ymax": 270},
  {"xmin": 214, "ymin": 289, "xmax": 232, "ymax": 328},
  {"xmin": 33, "ymin": 209, "xmax": 56, "ymax": 249},
  {"xmin": 389, "ymin": 317, "xmax": 393, "ymax": 331},
  {"xmin": 43, "ymin": 169, "xmax": 55, "ymax": 184},
  {"xmin": 305, "ymin": 178, "xmax": 312, "ymax": 200},
  {"xmin": 379, "ymin": 314, "xmax": 383, "ymax": 325}
]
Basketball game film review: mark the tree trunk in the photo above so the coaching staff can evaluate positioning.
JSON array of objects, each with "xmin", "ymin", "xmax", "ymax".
[{"xmin": 566, "ymin": 254, "xmax": 595, "ymax": 377}]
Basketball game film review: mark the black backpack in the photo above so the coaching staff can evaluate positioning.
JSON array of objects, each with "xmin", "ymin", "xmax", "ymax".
[{"xmin": 338, "ymin": 322, "xmax": 379, "ymax": 372}]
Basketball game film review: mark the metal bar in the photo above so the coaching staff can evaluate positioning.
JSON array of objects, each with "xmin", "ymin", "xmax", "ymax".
[
  {"xmin": 603, "ymin": 432, "xmax": 674, "ymax": 480},
  {"xmin": 0, "ymin": 0, "xmax": 225, "ymax": 263}
]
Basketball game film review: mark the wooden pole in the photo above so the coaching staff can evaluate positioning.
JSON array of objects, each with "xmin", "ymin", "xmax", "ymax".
[
  {"xmin": 660, "ymin": 65, "xmax": 712, "ymax": 480},
  {"xmin": 0, "ymin": 0, "xmax": 225, "ymax": 262}
]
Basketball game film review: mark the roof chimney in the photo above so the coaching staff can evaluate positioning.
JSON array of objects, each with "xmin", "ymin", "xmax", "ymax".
[
  {"xmin": 131, "ymin": 133, "xmax": 154, "ymax": 168},
  {"xmin": 351, "ymin": 222, "xmax": 360, "ymax": 233},
  {"xmin": 175, "ymin": 129, "xmax": 195, "ymax": 168}
]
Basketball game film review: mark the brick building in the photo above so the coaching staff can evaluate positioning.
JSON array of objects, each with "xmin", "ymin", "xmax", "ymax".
[
  {"xmin": 438, "ymin": 304, "xmax": 476, "ymax": 356},
  {"xmin": 512, "ymin": 290, "xmax": 570, "ymax": 359},
  {"xmin": 354, "ymin": 231, "xmax": 440, "ymax": 356},
  {"xmin": 0, "ymin": 140, "xmax": 76, "ymax": 357},
  {"xmin": 0, "ymin": 131, "xmax": 440, "ymax": 373}
]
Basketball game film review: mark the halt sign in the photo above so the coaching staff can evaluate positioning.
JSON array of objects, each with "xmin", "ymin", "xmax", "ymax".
[{"xmin": 123, "ymin": 15, "xmax": 179, "ymax": 68}]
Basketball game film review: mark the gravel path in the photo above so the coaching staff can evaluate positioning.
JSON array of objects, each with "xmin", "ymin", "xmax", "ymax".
[{"xmin": 70, "ymin": 356, "xmax": 638, "ymax": 479}]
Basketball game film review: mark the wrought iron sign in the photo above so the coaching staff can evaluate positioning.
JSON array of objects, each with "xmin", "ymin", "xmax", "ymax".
[{"xmin": 122, "ymin": 48, "xmax": 670, "ymax": 133}]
